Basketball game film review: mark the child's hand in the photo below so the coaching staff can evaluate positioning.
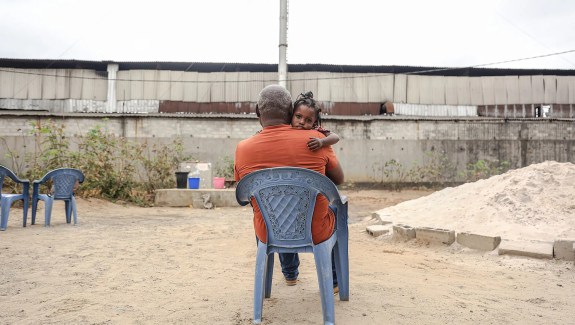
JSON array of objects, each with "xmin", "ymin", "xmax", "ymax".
[{"xmin": 307, "ymin": 137, "xmax": 323, "ymax": 151}]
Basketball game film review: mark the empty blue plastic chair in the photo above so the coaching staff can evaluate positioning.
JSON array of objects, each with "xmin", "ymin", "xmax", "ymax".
[
  {"xmin": 236, "ymin": 167, "xmax": 349, "ymax": 325},
  {"xmin": 0, "ymin": 165, "xmax": 30, "ymax": 231},
  {"xmin": 31, "ymin": 168, "xmax": 84, "ymax": 227}
]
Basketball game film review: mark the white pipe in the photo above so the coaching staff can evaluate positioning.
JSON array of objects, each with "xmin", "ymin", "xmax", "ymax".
[
  {"xmin": 106, "ymin": 63, "xmax": 119, "ymax": 113},
  {"xmin": 279, "ymin": 0, "xmax": 288, "ymax": 88}
]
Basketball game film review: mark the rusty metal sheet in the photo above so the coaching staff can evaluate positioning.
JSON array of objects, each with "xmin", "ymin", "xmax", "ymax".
[{"xmin": 158, "ymin": 101, "xmax": 377, "ymax": 116}]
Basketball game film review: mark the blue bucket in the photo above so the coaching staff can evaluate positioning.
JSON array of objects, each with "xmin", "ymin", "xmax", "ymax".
[{"xmin": 188, "ymin": 177, "xmax": 200, "ymax": 189}]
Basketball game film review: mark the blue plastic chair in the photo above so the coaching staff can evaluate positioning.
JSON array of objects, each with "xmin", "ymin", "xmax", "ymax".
[
  {"xmin": 236, "ymin": 167, "xmax": 349, "ymax": 325},
  {"xmin": 31, "ymin": 168, "xmax": 84, "ymax": 227},
  {"xmin": 0, "ymin": 165, "xmax": 30, "ymax": 231}
]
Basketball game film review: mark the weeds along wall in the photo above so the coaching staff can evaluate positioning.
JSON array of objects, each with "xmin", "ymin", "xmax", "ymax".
[{"xmin": 1, "ymin": 112, "xmax": 574, "ymax": 184}]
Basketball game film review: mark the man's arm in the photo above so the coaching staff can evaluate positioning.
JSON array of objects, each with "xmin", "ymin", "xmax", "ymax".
[{"xmin": 326, "ymin": 162, "xmax": 344, "ymax": 185}]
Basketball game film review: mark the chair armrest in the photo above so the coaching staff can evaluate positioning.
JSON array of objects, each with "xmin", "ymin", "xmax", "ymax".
[
  {"xmin": 32, "ymin": 181, "xmax": 42, "ymax": 199},
  {"xmin": 4, "ymin": 169, "xmax": 29, "ymax": 195},
  {"xmin": 21, "ymin": 181, "xmax": 30, "ymax": 197},
  {"xmin": 3, "ymin": 167, "xmax": 29, "ymax": 185}
]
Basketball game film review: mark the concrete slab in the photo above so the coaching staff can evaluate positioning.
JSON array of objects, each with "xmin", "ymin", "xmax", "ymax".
[
  {"xmin": 155, "ymin": 189, "xmax": 239, "ymax": 208},
  {"xmin": 415, "ymin": 227, "xmax": 455, "ymax": 245},
  {"xmin": 372, "ymin": 211, "xmax": 392, "ymax": 225},
  {"xmin": 392, "ymin": 224, "xmax": 416, "ymax": 241},
  {"xmin": 498, "ymin": 240, "xmax": 554, "ymax": 260},
  {"xmin": 553, "ymin": 239, "xmax": 575, "ymax": 261},
  {"xmin": 366, "ymin": 225, "xmax": 390, "ymax": 237},
  {"xmin": 457, "ymin": 232, "xmax": 501, "ymax": 251}
]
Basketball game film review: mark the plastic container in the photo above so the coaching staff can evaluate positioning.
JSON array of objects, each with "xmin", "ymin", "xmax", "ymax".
[
  {"xmin": 188, "ymin": 177, "xmax": 200, "ymax": 189},
  {"xmin": 175, "ymin": 172, "xmax": 189, "ymax": 189},
  {"xmin": 213, "ymin": 177, "xmax": 225, "ymax": 189}
]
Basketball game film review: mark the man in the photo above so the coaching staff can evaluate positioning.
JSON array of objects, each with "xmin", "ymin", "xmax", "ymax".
[{"xmin": 234, "ymin": 84, "xmax": 344, "ymax": 288}]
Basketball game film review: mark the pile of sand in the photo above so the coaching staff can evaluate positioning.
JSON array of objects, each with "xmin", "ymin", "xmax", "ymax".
[{"xmin": 376, "ymin": 161, "xmax": 575, "ymax": 242}]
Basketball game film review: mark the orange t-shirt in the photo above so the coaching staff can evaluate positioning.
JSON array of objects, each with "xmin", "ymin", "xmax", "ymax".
[{"xmin": 234, "ymin": 124, "xmax": 340, "ymax": 244}]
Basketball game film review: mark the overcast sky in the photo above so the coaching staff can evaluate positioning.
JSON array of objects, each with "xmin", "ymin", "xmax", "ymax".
[{"xmin": 1, "ymin": 0, "xmax": 574, "ymax": 70}]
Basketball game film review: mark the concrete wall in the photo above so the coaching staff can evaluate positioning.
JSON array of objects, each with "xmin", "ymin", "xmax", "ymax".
[{"xmin": 1, "ymin": 112, "xmax": 573, "ymax": 183}]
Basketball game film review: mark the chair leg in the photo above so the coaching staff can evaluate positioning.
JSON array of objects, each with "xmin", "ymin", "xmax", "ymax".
[
  {"xmin": 336, "ymin": 204, "xmax": 350, "ymax": 301},
  {"xmin": 0, "ymin": 198, "xmax": 9, "ymax": 231},
  {"xmin": 333, "ymin": 241, "xmax": 349, "ymax": 301},
  {"xmin": 314, "ymin": 243, "xmax": 336, "ymax": 325},
  {"xmin": 72, "ymin": 196, "xmax": 78, "ymax": 225},
  {"xmin": 44, "ymin": 198, "xmax": 54, "ymax": 227},
  {"xmin": 31, "ymin": 198, "xmax": 38, "ymax": 225},
  {"xmin": 65, "ymin": 200, "xmax": 72, "ymax": 224},
  {"xmin": 22, "ymin": 197, "xmax": 29, "ymax": 227},
  {"xmin": 253, "ymin": 243, "xmax": 268, "ymax": 324},
  {"xmin": 264, "ymin": 253, "xmax": 274, "ymax": 298}
]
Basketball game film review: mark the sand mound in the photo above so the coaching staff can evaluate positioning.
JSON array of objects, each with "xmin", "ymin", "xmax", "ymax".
[{"xmin": 375, "ymin": 161, "xmax": 575, "ymax": 242}]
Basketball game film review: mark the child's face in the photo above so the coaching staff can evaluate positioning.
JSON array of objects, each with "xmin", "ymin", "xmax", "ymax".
[{"xmin": 291, "ymin": 105, "xmax": 316, "ymax": 130}]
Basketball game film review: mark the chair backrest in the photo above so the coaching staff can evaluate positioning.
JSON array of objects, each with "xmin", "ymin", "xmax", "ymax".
[
  {"xmin": 36, "ymin": 168, "xmax": 85, "ymax": 200},
  {"xmin": 0, "ymin": 165, "xmax": 27, "ymax": 195},
  {"xmin": 236, "ymin": 167, "xmax": 343, "ymax": 249}
]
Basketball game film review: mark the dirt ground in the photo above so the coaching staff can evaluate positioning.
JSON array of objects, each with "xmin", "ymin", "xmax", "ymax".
[{"xmin": 1, "ymin": 189, "xmax": 574, "ymax": 325}]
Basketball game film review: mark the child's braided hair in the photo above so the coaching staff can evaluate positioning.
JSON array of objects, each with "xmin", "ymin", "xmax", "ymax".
[{"xmin": 293, "ymin": 91, "xmax": 322, "ymax": 127}]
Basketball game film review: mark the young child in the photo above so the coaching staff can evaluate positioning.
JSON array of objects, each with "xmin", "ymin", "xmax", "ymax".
[{"xmin": 292, "ymin": 91, "xmax": 340, "ymax": 151}]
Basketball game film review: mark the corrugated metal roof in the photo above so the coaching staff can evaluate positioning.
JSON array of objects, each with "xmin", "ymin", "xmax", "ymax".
[{"xmin": 2, "ymin": 58, "xmax": 575, "ymax": 76}]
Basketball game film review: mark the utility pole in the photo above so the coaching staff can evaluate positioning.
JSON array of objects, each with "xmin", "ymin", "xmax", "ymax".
[{"xmin": 278, "ymin": 0, "xmax": 288, "ymax": 88}]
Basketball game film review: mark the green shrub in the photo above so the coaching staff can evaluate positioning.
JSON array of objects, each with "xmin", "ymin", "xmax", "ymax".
[
  {"xmin": 459, "ymin": 159, "xmax": 510, "ymax": 182},
  {"xmin": 2, "ymin": 119, "xmax": 192, "ymax": 206}
]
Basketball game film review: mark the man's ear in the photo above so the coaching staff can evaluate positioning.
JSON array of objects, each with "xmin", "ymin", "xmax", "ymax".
[{"xmin": 255, "ymin": 104, "xmax": 260, "ymax": 117}]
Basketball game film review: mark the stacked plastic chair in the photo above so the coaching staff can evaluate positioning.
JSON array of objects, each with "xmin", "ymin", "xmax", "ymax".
[
  {"xmin": 0, "ymin": 165, "xmax": 30, "ymax": 231},
  {"xmin": 31, "ymin": 168, "xmax": 84, "ymax": 227},
  {"xmin": 236, "ymin": 167, "xmax": 349, "ymax": 325}
]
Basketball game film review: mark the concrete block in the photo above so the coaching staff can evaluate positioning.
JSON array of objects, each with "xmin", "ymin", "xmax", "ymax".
[
  {"xmin": 392, "ymin": 224, "xmax": 416, "ymax": 241},
  {"xmin": 154, "ymin": 189, "xmax": 239, "ymax": 208},
  {"xmin": 366, "ymin": 225, "xmax": 389, "ymax": 237},
  {"xmin": 498, "ymin": 240, "xmax": 554, "ymax": 260},
  {"xmin": 553, "ymin": 239, "xmax": 575, "ymax": 261},
  {"xmin": 415, "ymin": 227, "xmax": 455, "ymax": 245},
  {"xmin": 457, "ymin": 232, "xmax": 501, "ymax": 251}
]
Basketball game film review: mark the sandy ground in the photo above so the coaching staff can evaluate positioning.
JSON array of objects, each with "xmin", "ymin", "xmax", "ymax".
[{"xmin": 1, "ymin": 189, "xmax": 574, "ymax": 325}]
